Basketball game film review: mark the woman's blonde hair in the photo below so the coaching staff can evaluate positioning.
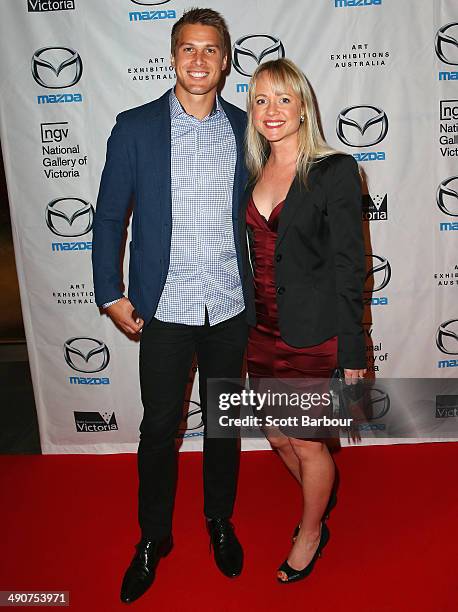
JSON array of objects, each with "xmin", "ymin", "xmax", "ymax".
[{"xmin": 245, "ymin": 58, "xmax": 336, "ymax": 185}]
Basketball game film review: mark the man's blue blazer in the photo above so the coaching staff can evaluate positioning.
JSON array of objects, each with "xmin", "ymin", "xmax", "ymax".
[{"xmin": 92, "ymin": 88, "xmax": 250, "ymax": 324}]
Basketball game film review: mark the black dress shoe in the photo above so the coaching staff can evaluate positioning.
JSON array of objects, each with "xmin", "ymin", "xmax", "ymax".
[
  {"xmin": 206, "ymin": 518, "xmax": 243, "ymax": 578},
  {"xmin": 120, "ymin": 535, "xmax": 173, "ymax": 603}
]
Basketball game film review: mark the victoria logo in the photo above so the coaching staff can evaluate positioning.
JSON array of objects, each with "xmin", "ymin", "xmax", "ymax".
[
  {"xmin": 232, "ymin": 35, "xmax": 285, "ymax": 77},
  {"xmin": 74, "ymin": 411, "xmax": 118, "ymax": 432},
  {"xmin": 364, "ymin": 254, "xmax": 391, "ymax": 292},
  {"xmin": 435, "ymin": 23, "xmax": 458, "ymax": 65},
  {"xmin": 436, "ymin": 320, "xmax": 458, "ymax": 355},
  {"xmin": 64, "ymin": 337, "xmax": 110, "ymax": 373},
  {"xmin": 46, "ymin": 198, "xmax": 94, "ymax": 237},
  {"xmin": 436, "ymin": 177, "xmax": 458, "ymax": 217},
  {"xmin": 32, "ymin": 47, "xmax": 83, "ymax": 89},
  {"xmin": 28, "ymin": 1, "xmax": 75, "ymax": 11},
  {"xmin": 336, "ymin": 105, "xmax": 388, "ymax": 147}
]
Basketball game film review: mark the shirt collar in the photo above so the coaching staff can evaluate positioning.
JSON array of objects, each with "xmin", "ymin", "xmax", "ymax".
[{"xmin": 169, "ymin": 88, "xmax": 222, "ymax": 120}]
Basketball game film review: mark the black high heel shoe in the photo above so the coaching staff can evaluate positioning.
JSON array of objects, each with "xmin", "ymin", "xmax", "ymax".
[
  {"xmin": 278, "ymin": 523, "xmax": 329, "ymax": 584},
  {"xmin": 292, "ymin": 489, "xmax": 337, "ymax": 542}
]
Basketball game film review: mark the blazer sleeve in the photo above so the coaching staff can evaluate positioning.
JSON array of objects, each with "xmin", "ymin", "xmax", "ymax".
[
  {"xmin": 325, "ymin": 155, "xmax": 366, "ymax": 369},
  {"xmin": 92, "ymin": 114, "xmax": 134, "ymax": 307}
]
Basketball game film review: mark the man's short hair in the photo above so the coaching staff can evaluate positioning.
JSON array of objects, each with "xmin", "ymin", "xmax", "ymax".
[{"xmin": 171, "ymin": 7, "xmax": 231, "ymax": 60}]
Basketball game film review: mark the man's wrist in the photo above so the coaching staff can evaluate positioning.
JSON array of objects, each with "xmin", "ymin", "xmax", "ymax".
[{"xmin": 102, "ymin": 297, "xmax": 124, "ymax": 309}]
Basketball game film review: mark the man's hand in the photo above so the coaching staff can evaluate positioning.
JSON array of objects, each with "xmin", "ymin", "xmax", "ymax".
[{"xmin": 105, "ymin": 297, "xmax": 144, "ymax": 335}]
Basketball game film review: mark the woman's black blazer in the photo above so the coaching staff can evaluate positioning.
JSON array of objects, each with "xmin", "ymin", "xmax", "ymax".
[{"xmin": 240, "ymin": 153, "xmax": 366, "ymax": 370}]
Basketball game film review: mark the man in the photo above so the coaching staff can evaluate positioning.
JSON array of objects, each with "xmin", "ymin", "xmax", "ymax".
[{"xmin": 92, "ymin": 7, "xmax": 253, "ymax": 604}]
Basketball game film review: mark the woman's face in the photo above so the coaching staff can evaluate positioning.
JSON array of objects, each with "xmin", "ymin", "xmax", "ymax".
[{"xmin": 251, "ymin": 71, "xmax": 303, "ymax": 146}]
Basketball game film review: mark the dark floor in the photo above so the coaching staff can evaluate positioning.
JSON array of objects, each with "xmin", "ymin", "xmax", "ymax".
[{"xmin": 0, "ymin": 343, "xmax": 41, "ymax": 454}]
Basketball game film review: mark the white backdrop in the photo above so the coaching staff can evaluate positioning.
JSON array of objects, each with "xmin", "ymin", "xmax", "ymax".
[{"xmin": 0, "ymin": 0, "xmax": 457, "ymax": 453}]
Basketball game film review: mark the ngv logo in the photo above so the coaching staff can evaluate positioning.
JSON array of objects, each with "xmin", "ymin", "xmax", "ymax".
[
  {"xmin": 46, "ymin": 198, "xmax": 94, "ymax": 237},
  {"xmin": 337, "ymin": 105, "xmax": 388, "ymax": 148},
  {"xmin": 41, "ymin": 122, "xmax": 69, "ymax": 143},
  {"xmin": 232, "ymin": 35, "xmax": 285, "ymax": 77},
  {"xmin": 32, "ymin": 47, "xmax": 82, "ymax": 88},
  {"xmin": 440, "ymin": 100, "xmax": 458, "ymax": 121},
  {"xmin": 435, "ymin": 23, "xmax": 458, "ymax": 66},
  {"xmin": 335, "ymin": 0, "xmax": 381, "ymax": 6},
  {"xmin": 28, "ymin": 0, "xmax": 75, "ymax": 11},
  {"xmin": 64, "ymin": 337, "xmax": 110, "ymax": 373},
  {"xmin": 436, "ymin": 176, "xmax": 458, "ymax": 217},
  {"xmin": 129, "ymin": 9, "xmax": 176, "ymax": 21},
  {"xmin": 364, "ymin": 254, "xmax": 391, "ymax": 293}
]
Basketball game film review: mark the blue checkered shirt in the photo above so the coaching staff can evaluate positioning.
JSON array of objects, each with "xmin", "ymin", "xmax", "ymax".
[{"xmin": 154, "ymin": 90, "xmax": 245, "ymax": 326}]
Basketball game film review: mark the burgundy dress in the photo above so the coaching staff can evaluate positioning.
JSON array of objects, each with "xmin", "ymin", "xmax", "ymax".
[{"xmin": 246, "ymin": 196, "xmax": 337, "ymax": 408}]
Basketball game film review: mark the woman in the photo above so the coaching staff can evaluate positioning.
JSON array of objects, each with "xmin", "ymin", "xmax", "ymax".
[{"xmin": 242, "ymin": 59, "xmax": 367, "ymax": 583}]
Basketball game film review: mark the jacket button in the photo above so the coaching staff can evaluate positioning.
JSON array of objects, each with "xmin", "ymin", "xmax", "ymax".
[{"xmin": 276, "ymin": 286, "xmax": 285, "ymax": 295}]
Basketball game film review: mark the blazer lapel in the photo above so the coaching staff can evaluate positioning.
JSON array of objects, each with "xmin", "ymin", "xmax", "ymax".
[
  {"xmin": 276, "ymin": 177, "xmax": 303, "ymax": 248},
  {"xmin": 219, "ymin": 96, "xmax": 246, "ymax": 219}
]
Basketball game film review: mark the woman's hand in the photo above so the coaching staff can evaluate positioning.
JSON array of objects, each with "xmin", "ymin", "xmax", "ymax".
[{"xmin": 343, "ymin": 368, "xmax": 366, "ymax": 384}]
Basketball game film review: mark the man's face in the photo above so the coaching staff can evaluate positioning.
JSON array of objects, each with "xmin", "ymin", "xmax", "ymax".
[{"xmin": 172, "ymin": 24, "xmax": 227, "ymax": 97}]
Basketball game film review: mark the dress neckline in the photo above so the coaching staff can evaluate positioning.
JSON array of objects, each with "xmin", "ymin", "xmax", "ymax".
[{"xmin": 251, "ymin": 197, "xmax": 285, "ymax": 225}]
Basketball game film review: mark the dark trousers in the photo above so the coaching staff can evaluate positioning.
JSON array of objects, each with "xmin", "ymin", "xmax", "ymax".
[{"xmin": 137, "ymin": 310, "xmax": 248, "ymax": 539}]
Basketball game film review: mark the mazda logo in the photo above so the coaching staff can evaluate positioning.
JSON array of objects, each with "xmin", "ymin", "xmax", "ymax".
[
  {"xmin": 336, "ymin": 105, "xmax": 388, "ymax": 148},
  {"xmin": 45, "ymin": 198, "xmax": 94, "ymax": 237},
  {"xmin": 436, "ymin": 320, "xmax": 458, "ymax": 355},
  {"xmin": 436, "ymin": 176, "xmax": 458, "ymax": 217},
  {"xmin": 180, "ymin": 401, "xmax": 203, "ymax": 432},
  {"xmin": 435, "ymin": 22, "xmax": 458, "ymax": 65},
  {"xmin": 64, "ymin": 337, "xmax": 110, "ymax": 373},
  {"xmin": 365, "ymin": 388, "xmax": 390, "ymax": 421},
  {"xmin": 232, "ymin": 34, "xmax": 285, "ymax": 77},
  {"xmin": 32, "ymin": 47, "xmax": 83, "ymax": 89},
  {"xmin": 364, "ymin": 254, "xmax": 391, "ymax": 293},
  {"xmin": 130, "ymin": 0, "xmax": 170, "ymax": 4}
]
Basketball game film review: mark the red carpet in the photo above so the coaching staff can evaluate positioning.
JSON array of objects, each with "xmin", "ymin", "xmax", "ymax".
[{"xmin": 1, "ymin": 444, "xmax": 457, "ymax": 612}]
